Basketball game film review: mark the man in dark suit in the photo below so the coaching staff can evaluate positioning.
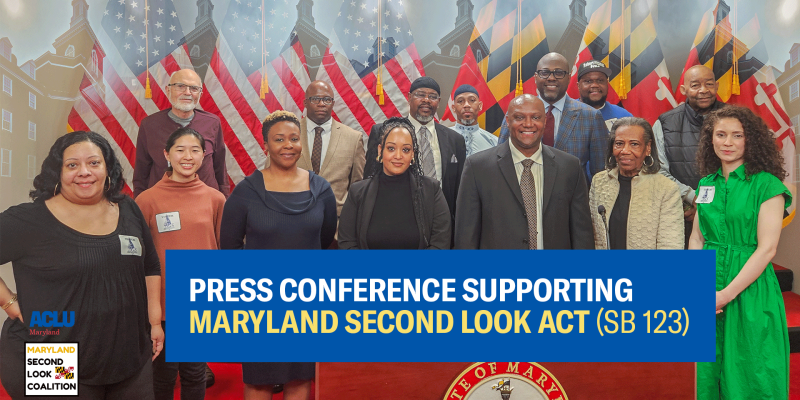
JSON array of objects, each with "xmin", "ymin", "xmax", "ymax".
[
  {"xmin": 499, "ymin": 53, "xmax": 608, "ymax": 183},
  {"xmin": 455, "ymin": 94, "xmax": 594, "ymax": 249},
  {"xmin": 365, "ymin": 77, "xmax": 466, "ymax": 223}
]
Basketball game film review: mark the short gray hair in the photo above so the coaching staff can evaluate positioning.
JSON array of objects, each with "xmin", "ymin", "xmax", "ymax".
[{"xmin": 605, "ymin": 117, "xmax": 660, "ymax": 174}]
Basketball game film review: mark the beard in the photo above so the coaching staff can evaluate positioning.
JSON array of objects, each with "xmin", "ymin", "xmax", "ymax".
[
  {"xmin": 171, "ymin": 95, "xmax": 198, "ymax": 112},
  {"xmin": 458, "ymin": 118, "xmax": 477, "ymax": 126},
  {"xmin": 414, "ymin": 113, "xmax": 434, "ymax": 124},
  {"xmin": 580, "ymin": 94, "xmax": 606, "ymax": 109}
]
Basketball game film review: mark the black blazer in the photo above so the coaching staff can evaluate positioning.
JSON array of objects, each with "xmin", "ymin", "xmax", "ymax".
[
  {"xmin": 454, "ymin": 141, "xmax": 594, "ymax": 249},
  {"xmin": 365, "ymin": 122, "xmax": 466, "ymax": 221},
  {"xmin": 338, "ymin": 173, "xmax": 452, "ymax": 249}
]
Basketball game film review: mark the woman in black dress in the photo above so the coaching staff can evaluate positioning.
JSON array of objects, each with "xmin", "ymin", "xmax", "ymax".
[
  {"xmin": 0, "ymin": 131, "xmax": 162, "ymax": 399},
  {"xmin": 338, "ymin": 117, "xmax": 451, "ymax": 249},
  {"xmin": 220, "ymin": 111, "xmax": 336, "ymax": 400}
]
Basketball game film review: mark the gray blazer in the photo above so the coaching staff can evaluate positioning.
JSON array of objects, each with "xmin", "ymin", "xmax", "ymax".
[{"xmin": 454, "ymin": 141, "xmax": 594, "ymax": 249}]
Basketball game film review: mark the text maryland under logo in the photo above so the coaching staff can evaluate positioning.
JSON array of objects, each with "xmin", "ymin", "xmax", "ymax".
[{"xmin": 444, "ymin": 362, "xmax": 568, "ymax": 400}]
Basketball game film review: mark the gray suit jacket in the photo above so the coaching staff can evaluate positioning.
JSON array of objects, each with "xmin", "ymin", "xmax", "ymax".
[
  {"xmin": 454, "ymin": 141, "xmax": 594, "ymax": 249},
  {"xmin": 297, "ymin": 118, "xmax": 366, "ymax": 216}
]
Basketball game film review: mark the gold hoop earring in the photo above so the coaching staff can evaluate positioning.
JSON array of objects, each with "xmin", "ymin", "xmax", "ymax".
[
  {"xmin": 105, "ymin": 176, "xmax": 112, "ymax": 191},
  {"xmin": 644, "ymin": 155, "xmax": 654, "ymax": 167},
  {"xmin": 53, "ymin": 182, "xmax": 60, "ymax": 197}
]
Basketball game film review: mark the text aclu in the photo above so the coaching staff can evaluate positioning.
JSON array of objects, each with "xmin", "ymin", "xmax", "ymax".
[{"xmin": 29, "ymin": 311, "xmax": 75, "ymax": 328}]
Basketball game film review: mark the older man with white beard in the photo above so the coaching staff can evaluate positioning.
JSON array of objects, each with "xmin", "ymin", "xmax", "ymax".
[{"xmin": 133, "ymin": 69, "xmax": 230, "ymax": 198}]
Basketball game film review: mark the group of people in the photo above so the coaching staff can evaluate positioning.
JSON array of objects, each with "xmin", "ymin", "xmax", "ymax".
[{"xmin": 0, "ymin": 48, "xmax": 791, "ymax": 399}]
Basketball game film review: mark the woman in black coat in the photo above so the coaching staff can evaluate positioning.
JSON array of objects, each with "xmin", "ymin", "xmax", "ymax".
[{"xmin": 338, "ymin": 117, "xmax": 451, "ymax": 249}]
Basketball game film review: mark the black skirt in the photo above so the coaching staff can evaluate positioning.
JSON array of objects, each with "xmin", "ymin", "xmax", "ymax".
[{"xmin": 241, "ymin": 362, "xmax": 315, "ymax": 385}]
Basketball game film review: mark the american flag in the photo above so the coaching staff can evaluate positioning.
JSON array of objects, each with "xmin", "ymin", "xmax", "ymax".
[
  {"xmin": 316, "ymin": 0, "xmax": 425, "ymax": 135},
  {"xmin": 202, "ymin": 0, "xmax": 311, "ymax": 184},
  {"xmin": 67, "ymin": 0, "xmax": 192, "ymax": 194}
]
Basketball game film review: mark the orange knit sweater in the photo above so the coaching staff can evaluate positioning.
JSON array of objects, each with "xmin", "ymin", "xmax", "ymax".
[{"xmin": 135, "ymin": 172, "xmax": 226, "ymax": 319}]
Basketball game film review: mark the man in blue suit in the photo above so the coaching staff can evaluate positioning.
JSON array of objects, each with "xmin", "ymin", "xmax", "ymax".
[{"xmin": 500, "ymin": 52, "xmax": 608, "ymax": 183}]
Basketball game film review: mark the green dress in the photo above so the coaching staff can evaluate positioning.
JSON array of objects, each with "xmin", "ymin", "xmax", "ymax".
[{"xmin": 696, "ymin": 164, "xmax": 791, "ymax": 400}]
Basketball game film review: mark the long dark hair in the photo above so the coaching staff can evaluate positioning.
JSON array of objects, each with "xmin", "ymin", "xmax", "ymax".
[
  {"xmin": 371, "ymin": 117, "xmax": 428, "ymax": 245},
  {"xmin": 605, "ymin": 117, "xmax": 661, "ymax": 174},
  {"xmin": 697, "ymin": 106, "xmax": 786, "ymax": 179},
  {"xmin": 164, "ymin": 127, "xmax": 205, "ymax": 172},
  {"xmin": 30, "ymin": 131, "xmax": 126, "ymax": 202}
]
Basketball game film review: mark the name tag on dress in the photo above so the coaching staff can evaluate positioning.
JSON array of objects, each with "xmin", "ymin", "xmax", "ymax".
[
  {"xmin": 119, "ymin": 235, "xmax": 142, "ymax": 256},
  {"xmin": 696, "ymin": 186, "xmax": 716, "ymax": 204},
  {"xmin": 155, "ymin": 211, "xmax": 181, "ymax": 233}
]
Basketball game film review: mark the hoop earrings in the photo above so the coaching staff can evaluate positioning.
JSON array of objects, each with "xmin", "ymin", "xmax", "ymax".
[
  {"xmin": 105, "ymin": 176, "xmax": 112, "ymax": 191},
  {"xmin": 608, "ymin": 156, "xmax": 614, "ymax": 166},
  {"xmin": 644, "ymin": 154, "xmax": 654, "ymax": 167},
  {"xmin": 53, "ymin": 182, "xmax": 60, "ymax": 197}
]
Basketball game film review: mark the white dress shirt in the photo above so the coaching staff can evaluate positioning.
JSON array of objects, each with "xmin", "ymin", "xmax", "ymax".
[
  {"xmin": 539, "ymin": 91, "xmax": 567, "ymax": 141},
  {"xmin": 509, "ymin": 141, "xmax": 544, "ymax": 249},
  {"xmin": 306, "ymin": 117, "xmax": 333, "ymax": 166},
  {"xmin": 408, "ymin": 116, "xmax": 442, "ymax": 184}
]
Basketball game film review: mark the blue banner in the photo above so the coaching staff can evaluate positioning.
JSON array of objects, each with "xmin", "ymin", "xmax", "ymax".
[{"xmin": 165, "ymin": 250, "xmax": 715, "ymax": 362}]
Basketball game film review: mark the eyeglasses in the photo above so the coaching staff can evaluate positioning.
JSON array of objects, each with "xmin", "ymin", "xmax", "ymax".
[
  {"xmin": 580, "ymin": 78, "xmax": 608, "ymax": 85},
  {"xmin": 535, "ymin": 70, "xmax": 568, "ymax": 79},
  {"xmin": 411, "ymin": 91, "xmax": 440, "ymax": 101},
  {"xmin": 168, "ymin": 83, "xmax": 202, "ymax": 94},
  {"xmin": 307, "ymin": 96, "xmax": 334, "ymax": 105}
]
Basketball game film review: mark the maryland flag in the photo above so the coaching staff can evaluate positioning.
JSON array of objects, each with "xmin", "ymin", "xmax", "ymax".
[
  {"xmin": 441, "ymin": 0, "xmax": 549, "ymax": 135},
  {"xmin": 566, "ymin": 0, "xmax": 676, "ymax": 124},
  {"xmin": 677, "ymin": 2, "xmax": 796, "ymax": 226}
]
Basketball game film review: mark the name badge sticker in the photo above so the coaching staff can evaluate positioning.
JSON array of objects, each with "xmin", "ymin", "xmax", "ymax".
[
  {"xmin": 696, "ymin": 186, "xmax": 716, "ymax": 204},
  {"xmin": 119, "ymin": 235, "xmax": 142, "ymax": 256},
  {"xmin": 156, "ymin": 211, "xmax": 181, "ymax": 233}
]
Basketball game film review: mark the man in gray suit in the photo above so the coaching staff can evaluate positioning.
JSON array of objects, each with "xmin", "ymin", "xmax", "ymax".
[
  {"xmin": 455, "ymin": 94, "xmax": 594, "ymax": 249},
  {"xmin": 297, "ymin": 80, "xmax": 366, "ymax": 218}
]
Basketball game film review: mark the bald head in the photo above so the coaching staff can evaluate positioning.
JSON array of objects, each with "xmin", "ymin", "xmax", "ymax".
[
  {"xmin": 680, "ymin": 65, "xmax": 718, "ymax": 113},
  {"xmin": 167, "ymin": 69, "xmax": 202, "ymax": 117},
  {"xmin": 535, "ymin": 53, "xmax": 570, "ymax": 104},
  {"xmin": 506, "ymin": 94, "xmax": 546, "ymax": 157},
  {"xmin": 305, "ymin": 80, "xmax": 335, "ymax": 125}
]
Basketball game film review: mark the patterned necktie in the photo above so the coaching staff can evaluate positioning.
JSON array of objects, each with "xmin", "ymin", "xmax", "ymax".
[
  {"xmin": 311, "ymin": 126, "xmax": 323, "ymax": 174},
  {"xmin": 543, "ymin": 105, "xmax": 555, "ymax": 147},
  {"xmin": 418, "ymin": 126, "xmax": 436, "ymax": 179},
  {"xmin": 520, "ymin": 159, "xmax": 538, "ymax": 250}
]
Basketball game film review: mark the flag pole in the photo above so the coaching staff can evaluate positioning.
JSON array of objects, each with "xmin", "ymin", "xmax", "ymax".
[
  {"xmin": 144, "ymin": 0, "xmax": 152, "ymax": 98},
  {"xmin": 617, "ymin": 0, "xmax": 627, "ymax": 100},
  {"xmin": 376, "ymin": 0, "xmax": 384, "ymax": 105},
  {"xmin": 260, "ymin": 0, "xmax": 268, "ymax": 99},
  {"xmin": 514, "ymin": 0, "xmax": 523, "ymax": 96},
  {"xmin": 731, "ymin": 0, "xmax": 740, "ymax": 95}
]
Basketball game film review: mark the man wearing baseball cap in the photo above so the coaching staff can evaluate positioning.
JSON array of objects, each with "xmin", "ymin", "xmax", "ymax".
[
  {"xmin": 576, "ymin": 60, "xmax": 632, "ymax": 131},
  {"xmin": 450, "ymin": 84, "xmax": 498, "ymax": 157}
]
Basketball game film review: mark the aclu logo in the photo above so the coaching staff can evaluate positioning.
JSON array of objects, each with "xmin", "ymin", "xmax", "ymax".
[{"xmin": 29, "ymin": 311, "xmax": 74, "ymax": 336}]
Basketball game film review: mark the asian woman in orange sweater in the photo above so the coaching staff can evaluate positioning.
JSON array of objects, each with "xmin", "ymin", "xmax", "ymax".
[{"xmin": 135, "ymin": 127, "xmax": 226, "ymax": 400}]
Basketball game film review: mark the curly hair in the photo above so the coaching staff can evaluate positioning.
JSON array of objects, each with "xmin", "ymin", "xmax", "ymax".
[
  {"xmin": 30, "ymin": 131, "xmax": 126, "ymax": 203},
  {"xmin": 164, "ymin": 127, "xmax": 205, "ymax": 172},
  {"xmin": 697, "ymin": 105, "xmax": 786, "ymax": 179},
  {"xmin": 605, "ymin": 117, "xmax": 661, "ymax": 174},
  {"xmin": 370, "ymin": 117, "xmax": 430, "ymax": 245},
  {"xmin": 262, "ymin": 110, "xmax": 300, "ymax": 142}
]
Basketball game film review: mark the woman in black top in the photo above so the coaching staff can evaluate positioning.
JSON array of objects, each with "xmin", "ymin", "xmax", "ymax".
[
  {"xmin": 0, "ymin": 131, "xmax": 162, "ymax": 399},
  {"xmin": 338, "ymin": 117, "xmax": 451, "ymax": 249}
]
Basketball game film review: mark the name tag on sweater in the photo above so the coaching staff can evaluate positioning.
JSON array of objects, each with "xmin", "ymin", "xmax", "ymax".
[
  {"xmin": 696, "ymin": 186, "xmax": 715, "ymax": 204},
  {"xmin": 156, "ymin": 211, "xmax": 182, "ymax": 233},
  {"xmin": 119, "ymin": 235, "xmax": 142, "ymax": 256}
]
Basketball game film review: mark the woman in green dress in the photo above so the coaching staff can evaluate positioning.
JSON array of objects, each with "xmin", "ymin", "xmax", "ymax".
[{"xmin": 689, "ymin": 106, "xmax": 791, "ymax": 400}]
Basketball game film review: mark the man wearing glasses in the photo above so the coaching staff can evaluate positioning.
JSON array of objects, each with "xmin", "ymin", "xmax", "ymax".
[
  {"xmin": 296, "ymin": 81, "xmax": 365, "ymax": 233},
  {"xmin": 499, "ymin": 53, "xmax": 607, "ymax": 183},
  {"xmin": 365, "ymin": 76, "xmax": 467, "ymax": 232},
  {"xmin": 576, "ymin": 60, "xmax": 632, "ymax": 131},
  {"xmin": 133, "ymin": 69, "xmax": 229, "ymax": 198}
]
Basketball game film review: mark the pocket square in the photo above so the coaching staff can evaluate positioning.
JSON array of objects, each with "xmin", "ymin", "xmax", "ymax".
[{"xmin": 450, "ymin": 154, "xmax": 458, "ymax": 163}]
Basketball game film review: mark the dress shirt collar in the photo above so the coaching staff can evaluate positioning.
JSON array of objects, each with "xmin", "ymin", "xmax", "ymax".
[
  {"xmin": 509, "ymin": 140, "xmax": 543, "ymax": 166},
  {"xmin": 454, "ymin": 123, "xmax": 479, "ymax": 133},
  {"xmin": 537, "ymin": 91, "xmax": 567, "ymax": 114},
  {"xmin": 307, "ymin": 117, "xmax": 333, "ymax": 135},
  {"xmin": 408, "ymin": 115, "xmax": 436, "ymax": 137}
]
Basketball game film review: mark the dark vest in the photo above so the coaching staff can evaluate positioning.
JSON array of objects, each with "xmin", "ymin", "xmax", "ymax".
[{"xmin": 659, "ymin": 101, "xmax": 725, "ymax": 190}]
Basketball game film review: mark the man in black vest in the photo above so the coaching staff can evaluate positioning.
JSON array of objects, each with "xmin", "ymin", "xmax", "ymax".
[{"xmin": 653, "ymin": 65, "xmax": 725, "ymax": 244}]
